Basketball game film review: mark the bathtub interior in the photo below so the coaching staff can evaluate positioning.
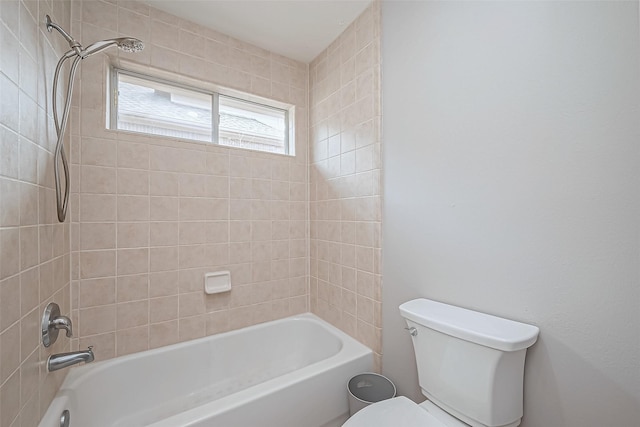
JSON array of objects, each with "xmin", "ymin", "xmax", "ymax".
[{"xmin": 40, "ymin": 315, "xmax": 371, "ymax": 427}]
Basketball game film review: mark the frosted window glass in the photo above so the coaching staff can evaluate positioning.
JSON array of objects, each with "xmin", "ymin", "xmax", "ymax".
[
  {"xmin": 113, "ymin": 71, "xmax": 290, "ymax": 155},
  {"xmin": 218, "ymin": 95, "xmax": 288, "ymax": 154},
  {"xmin": 117, "ymin": 73, "xmax": 212, "ymax": 142}
]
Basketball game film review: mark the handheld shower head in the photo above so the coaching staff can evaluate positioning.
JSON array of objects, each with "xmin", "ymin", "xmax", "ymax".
[
  {"xmin": 117, "ymin": 38, "xmax": 145, "ymax": 53},
  {"xmin": 81, "ymin": 37, "xmax": 145, "ymax": 57}
]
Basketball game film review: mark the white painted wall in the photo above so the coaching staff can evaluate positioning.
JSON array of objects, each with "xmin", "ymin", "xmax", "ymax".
[{"xmin": 381, "ymin": 1, "xmax": 639, "ymax": 426}]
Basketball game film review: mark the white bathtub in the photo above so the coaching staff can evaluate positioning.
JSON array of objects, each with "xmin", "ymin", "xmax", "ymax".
[{"xmin": 38, "ymin": 313, "xmax": 373, "ymax": 427}]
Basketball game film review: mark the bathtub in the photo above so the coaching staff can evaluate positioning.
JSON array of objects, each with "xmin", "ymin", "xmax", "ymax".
[{"xmin": 38, "ymin": 313, "xmax": 373, "ymax": 427}]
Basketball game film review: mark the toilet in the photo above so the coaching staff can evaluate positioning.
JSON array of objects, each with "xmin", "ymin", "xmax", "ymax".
[{"xmin": 344, "ymin": 298, "xmax": 539, "ymax": 427}]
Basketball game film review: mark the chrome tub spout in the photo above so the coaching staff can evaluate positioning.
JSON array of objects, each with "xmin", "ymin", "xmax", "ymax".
[{"xmin": 48, "ymin": 346, "xmax": 94, "ymax": 372}]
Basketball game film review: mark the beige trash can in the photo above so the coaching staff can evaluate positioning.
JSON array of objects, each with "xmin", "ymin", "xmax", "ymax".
[{"xmin": 347, "ymin": 373, "xmax": 397, "ymax": 416}]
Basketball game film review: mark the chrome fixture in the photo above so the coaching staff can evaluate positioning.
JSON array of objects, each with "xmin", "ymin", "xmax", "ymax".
[
  {"xmin": 404, "ymin": 326, "xmax": 418, "ymax": 336},
  {"xmin": 48, "ymin": 346, "xmax": 95, "ymax": 372},
  {"xmin": 45, "ymin": 15, "xmax": 144, "ymax": 222},
  {"xmin": 42, "ymin": 302, "xmax": 72, "ymax": 347},
  {"xmin": 60, "ymin": 410, "xmax": 70, "ymax": 427}
]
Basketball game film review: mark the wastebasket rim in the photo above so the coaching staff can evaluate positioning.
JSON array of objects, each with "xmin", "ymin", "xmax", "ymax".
[{"xmin": 347, "ymin": 372, "xmax": 397, "ymax": 404}]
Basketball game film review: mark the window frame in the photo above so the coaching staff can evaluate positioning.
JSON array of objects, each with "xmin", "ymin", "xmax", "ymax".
[{"xmin": 109, "ymin": 67, "xmax": 291, "ymax": 155}]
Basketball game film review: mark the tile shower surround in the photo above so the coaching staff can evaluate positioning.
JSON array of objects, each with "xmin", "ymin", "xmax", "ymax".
[
  {"xmin": 69, "ymin": 0, "xmax": 311, "ymax": 360},
  {"xmin": 0, "ymin": 1, "xmax": 382, "ymax": 425},
  {"xmin": 0, "ymin": 0, "xmax": 73, "ymax": 426},
  {"xmin": 309, "ymin": 3, "xmax": 383, "ymax": 369}
]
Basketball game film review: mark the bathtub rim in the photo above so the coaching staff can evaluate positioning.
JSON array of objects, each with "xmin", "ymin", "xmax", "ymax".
[
  {"xmin": 62, "ymin": 312, "xmax": 369, "ymax": 387},
  {"xmin": 39, "ymin": 312, "xmax": 373, "ymax": 427}
]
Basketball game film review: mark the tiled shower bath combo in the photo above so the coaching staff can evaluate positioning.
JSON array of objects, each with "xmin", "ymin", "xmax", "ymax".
[{"xmin": 0, "ymin": 0, "xmax": 381, "ymax": 425}]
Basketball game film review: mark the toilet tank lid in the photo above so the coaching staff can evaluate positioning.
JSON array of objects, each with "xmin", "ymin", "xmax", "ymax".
[{"xmin": 399, "ymin": 299, "xmax": 539, "ymax": 352}]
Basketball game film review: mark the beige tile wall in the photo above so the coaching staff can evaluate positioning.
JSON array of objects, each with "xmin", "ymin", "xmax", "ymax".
[
  {"xmin": 1, "ymin": 0, "xmax": 382, "ymax": 424},
  {"xmin": 69, "ymin": 0, "xmax": 309, "ymax": 360},
  {"xmin": 308, "ymin": 2, "xmax": 383, "ymax": 369},
  {"xmin": 0, "ymin": 1, "xmax": 73, "ymax": 426}
]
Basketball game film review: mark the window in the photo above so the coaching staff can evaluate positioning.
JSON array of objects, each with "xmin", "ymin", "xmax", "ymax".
[{"xmin": 111, "ymin": 69, "xmax": 291, "ymax": 155}]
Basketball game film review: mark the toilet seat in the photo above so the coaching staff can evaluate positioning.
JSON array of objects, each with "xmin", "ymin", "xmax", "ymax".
[{"xmin": 342, "ymin": 397, "xmax": 444, "ymax": 427}]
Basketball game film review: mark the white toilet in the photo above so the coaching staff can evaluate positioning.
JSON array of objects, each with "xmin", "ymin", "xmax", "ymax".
[{"xmin": 344, "ymin": 298, "xmax": 539, "ymax": 427}]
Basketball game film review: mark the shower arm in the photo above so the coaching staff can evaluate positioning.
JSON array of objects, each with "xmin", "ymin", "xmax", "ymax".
[{"xmin": 46, "ymin": 15, "xmax": 82, "ymax": 56}]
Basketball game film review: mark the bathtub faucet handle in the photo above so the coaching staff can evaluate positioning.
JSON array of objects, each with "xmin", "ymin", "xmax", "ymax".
[
  {"xmin": 404, "ymin": 327, "xmax": 418, "ymax": 337},
  {"xmin": 50, "ymin": 314, "xmax": 73, "ymax": 338},
  {"xmin": 42, "ymin": 302, "xmax": 74, "ymax": 347}
]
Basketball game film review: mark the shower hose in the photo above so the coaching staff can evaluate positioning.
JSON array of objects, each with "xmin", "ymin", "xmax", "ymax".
[{"xmin": 52, "ymin": 52, "xmax": 81, "ymax": 222}]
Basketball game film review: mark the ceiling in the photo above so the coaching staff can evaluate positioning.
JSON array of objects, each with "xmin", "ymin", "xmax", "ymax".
[{"xmin": 145, "ymin": 1, "xmax": 372, "ymax": 63}]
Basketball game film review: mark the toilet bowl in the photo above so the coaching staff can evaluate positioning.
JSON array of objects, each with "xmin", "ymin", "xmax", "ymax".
[
  {"xmin": 342, "ymin": 299, "xmax": 539, "ymax": 427},
  {"xmin": 343, "ymin": 396, "xmax": 469, "ymax": 427}
]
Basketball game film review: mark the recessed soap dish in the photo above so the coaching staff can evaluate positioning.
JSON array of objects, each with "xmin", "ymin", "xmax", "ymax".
[{"xmin": 204, "ymin": 271, "xmax": 231, "ymax": 294}]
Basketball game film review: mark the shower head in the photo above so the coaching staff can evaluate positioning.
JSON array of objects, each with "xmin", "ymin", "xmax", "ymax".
[
  {"xmin": 117, "ymin": 38, "xmax": 145, "ymax": 53},
  {"xmin": 81, "ymin": 37, "xmax": 145, "ymax": 57},
  {"xmin": 45, "ymin": 15, "xmax": 144, "ymax": 59}
]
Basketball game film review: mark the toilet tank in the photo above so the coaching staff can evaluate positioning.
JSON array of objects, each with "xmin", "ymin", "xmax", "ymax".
[{"xmin": 399, "ymin": 299, "xmax": 539, "ymax": 427}]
